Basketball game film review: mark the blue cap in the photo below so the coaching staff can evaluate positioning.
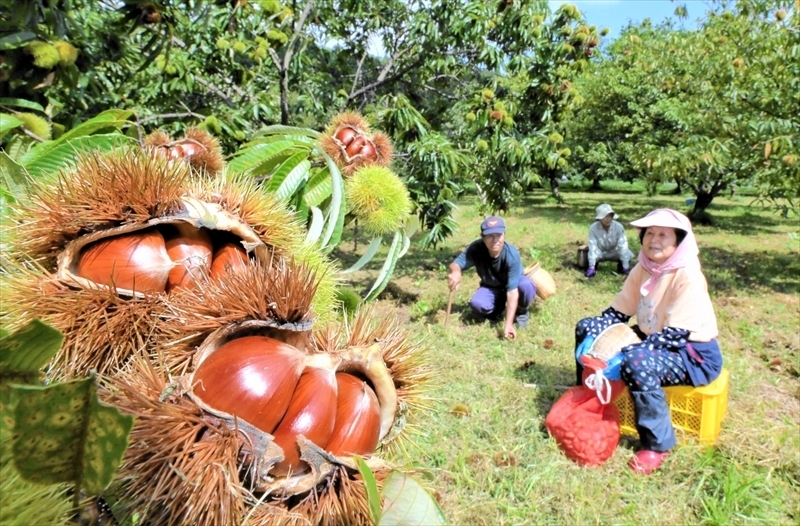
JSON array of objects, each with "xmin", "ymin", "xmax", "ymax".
[{"xmin": 481, "ymin": 216, "xmax": 505, "ymax": 236}]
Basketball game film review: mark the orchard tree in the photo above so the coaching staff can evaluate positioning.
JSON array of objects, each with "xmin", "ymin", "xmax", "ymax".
[{"xmin": 567, "ymin": 0, "xmax": 799, "ymax": 219}]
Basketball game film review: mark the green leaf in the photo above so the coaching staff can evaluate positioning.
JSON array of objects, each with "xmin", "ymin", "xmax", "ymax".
[
  {"xmin": 379, "ymin": 470, "xmax": 447, "ymax": 526},
  {"xmin": 302, "ymin": 169, "xmax": 333, "ymax": 208},
  {"xmin": 0, "ymin": 114, "xmax": 24, "ymax": 137},
  {"xmin": 49, "ymin": 109, "xmax": 133, "ymax": 143},
  {"xmin": 265, "ymin": 152, "xmax": 309, "ymax": 197},
  {"xmin": 0, "ymin": 32, "xmax": 37, "ymax": 50},
  {"xmin": 365, "ymin": 231, "xmax": 403, "ymax": 301},
  {"xmin": 0, "ymin": 152, "xmax": 29, "ymax": 202},
  {"xmin": 275, "ymin": 158, "xmax": 311, "ymax": 201},
  {"xmin": 320, "ymin": 153, "xmax": 344, "ymax": 250},
  {"xmin": 10, "ymin": 375, "xmax": 134, "ymax": 495},
  {"xmin": 0, "ymin": 319, "xmax": 64, "ymax": 378},
  {"xmin": 23, "ymin": 134, "xmax": 136, "ymax": 178},
  {"xmin": 342, "ymin": 237, "xmax": 382, "ymax": 273},
  {"xmin": 0, "ymin": 98, "xmax": 44, "ymax": 112},
  {"xmin": 304, "ymin": 206, "xmax": 325, "ymax": 246},
  {"xmin": 227, "ymin": 140, "xmax": 298, "ymax": 175},
  {"xmin": 355, "ymin": 456, "xmax": 382, "ymax": 525},
  {"xmin": 257, "ymin": 124, "xmax": 321, "ymax": 139}
]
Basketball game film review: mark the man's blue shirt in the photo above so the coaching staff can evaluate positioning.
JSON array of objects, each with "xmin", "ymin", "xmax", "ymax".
[{"xmin": 454, "ymin": 240, "xmax": 523, "ymax": 291}]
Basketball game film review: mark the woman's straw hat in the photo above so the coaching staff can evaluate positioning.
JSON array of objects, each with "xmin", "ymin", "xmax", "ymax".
[
  {"xmin": 524, "ymin": 262, "xmax": 556, "ymax": 300},
  {"xmin": 588, "ymin": 323, "xmax": 641, "ymax": 361}
]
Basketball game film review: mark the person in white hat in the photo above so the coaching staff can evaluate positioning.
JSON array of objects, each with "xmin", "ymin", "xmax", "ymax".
[
  {"xmin": 573, "ymin": 208, "xmax": 723, "ymax": 475},
  {"xmin": 585, "ymin": 203, "xmax": 634, "ymax": 277}
]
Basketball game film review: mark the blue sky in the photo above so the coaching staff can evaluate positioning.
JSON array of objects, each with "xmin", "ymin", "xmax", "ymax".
[{"xmin": 552, "ymin": 0, "xmax": 704, "ymax": 40}]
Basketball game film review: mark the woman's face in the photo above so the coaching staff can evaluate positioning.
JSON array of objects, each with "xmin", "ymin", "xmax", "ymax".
[
  {"xmin": 642, "ymin": 226, "xmax": 678, "ymax": 264},
  {"xmin": 599, "ymin": 213, "xmax": 614, "ymax": 228}
]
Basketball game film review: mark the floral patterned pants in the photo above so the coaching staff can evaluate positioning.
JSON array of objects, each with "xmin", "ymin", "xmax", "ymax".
[{"xmin": 620, "ymin": 348, "xmax": 689, "ymax": 392}]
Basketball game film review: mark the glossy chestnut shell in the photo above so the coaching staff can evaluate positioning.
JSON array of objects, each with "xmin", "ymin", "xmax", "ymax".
[{"xmin": 192, "ymin": 335, "xmax": 305, "ymax": 434}]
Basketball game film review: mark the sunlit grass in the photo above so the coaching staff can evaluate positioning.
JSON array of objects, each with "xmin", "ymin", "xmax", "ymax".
[{"xmin": 341, "ymin": 186, "xmax": 799, "ymax": 525}]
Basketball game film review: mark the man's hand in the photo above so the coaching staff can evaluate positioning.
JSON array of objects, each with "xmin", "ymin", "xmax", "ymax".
[
  {"xmin": 504, "ymin": 323, "xmax": 517, "ymax": 340},
  {"xmin": 447, "ymin": 263, "xmax": 462, "ymax": 291}
]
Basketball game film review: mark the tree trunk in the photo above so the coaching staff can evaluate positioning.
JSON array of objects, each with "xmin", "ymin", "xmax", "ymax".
[
  {"xmin": 672, "ymin": 179, "xmax": 683, "ymax": 194},
  {"xmin": 591, "ymin": 177, "xmax": 602, "ymax": 190},
  {"xmin": 690, "ymin": 185, "xmax": 722, "ymax": 223}
]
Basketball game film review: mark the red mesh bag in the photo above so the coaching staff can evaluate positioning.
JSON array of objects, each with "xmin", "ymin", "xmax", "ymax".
[{"xmin": 545, "ymin": 356, "xmax": 624, "ymax": 466}]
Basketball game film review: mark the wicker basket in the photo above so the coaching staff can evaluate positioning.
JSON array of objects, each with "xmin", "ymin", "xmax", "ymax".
[
  {"xmin": 588, "ymin": 323, "xmax": 641, "ymax": 361},
  {"xmin": 524, "ymin": 262, "xmax": 556, "ymax": 300}
]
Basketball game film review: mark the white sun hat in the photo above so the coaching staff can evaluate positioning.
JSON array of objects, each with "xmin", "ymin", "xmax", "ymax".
[{"xmin": 594, "ymin": 203, "xmax": 618, "ymax": 220}]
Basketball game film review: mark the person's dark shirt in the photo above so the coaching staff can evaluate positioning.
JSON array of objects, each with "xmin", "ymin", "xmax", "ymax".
[{"xmin": 453, "ymin": 239, "xmax": 523, "ymax": 291}]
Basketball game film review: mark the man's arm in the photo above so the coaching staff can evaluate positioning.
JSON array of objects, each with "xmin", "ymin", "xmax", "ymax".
[
  {"xmin": 447, "ymin": 262, "xmax": 462, "ymax": 291},
  {"xmin": 504, "ymin": 288, "xmax": 519, "ymax": 339}
]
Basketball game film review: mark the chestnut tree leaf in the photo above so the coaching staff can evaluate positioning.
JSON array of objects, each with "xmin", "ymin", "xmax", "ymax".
[
  {"xmin": 354, "ymin": 455, "xmax": 382, "ymax": 525},
  {"xmin": 10, "ymin": 375, "xmax": 134, "ymax": 495},
  {"xmin": 0, "ymin": 319, "xmax": 63, "ymax": 384},
  {"xmin": 379, "ymin": 470, "xmax": 447, "ymax": 526}
]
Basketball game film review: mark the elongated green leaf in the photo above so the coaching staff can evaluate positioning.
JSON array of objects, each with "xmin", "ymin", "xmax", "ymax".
[
  {"xmin": 379, "ymin": 470, "xmax": 447, "ymax": 526},
  {"xmin": 366, "ymin": 231, "xmax": 403, "ymax": 301},
  {"xmin": 0, "ymin": 98, "xmax": 44, "ymax": 112},
  {"xmin": 21, "ymin": 110, "xmax": 133, "ymax": 167},
  {"xmin": 398, "ymin": 233, "xmax": 411, "ymax": 258},
  {"xmin": 355, "ymin": 456, "xmax": 382, "ymax": 525},
  {"xmin": 0, "ymin": 152, "xmax": 29, "ymax": 202},
  {"xmin": 0, "ymin": 32, "xmax": 37, "ymax": 50},
  {"xmin": 0, "ymin": 114, "xmax": 24, "ymax": 135},
  {"xmin": 271, "ymin": 155, "xmax": 311, "ymax": 200},
  {"xmin": 342, "ymin": 237, "xmax": 382, "ymax": 273},
  {"xmin": 303, "ymin": 169, "xmax": 333, "ymax": 208},
  {"xmin": 257, "ymin": 124, "xmax": 320, "ymax": 139},
  {"xmin": 227, "ymin": 140, "xmax": 297, "ymax": 175},
  {"xmin": 0, "ymin": 319, "xmax": 64, "ymax": 378},
  {"xmin": 23, "ymin": 135, "xmax": 136, "ymax": 178},
  {"xmin": 11, "ymin": 376, "xmax": 134, "ymax": 494},
  {"xmin": 304, "ymin": 206, "xmax": 325, "ymax": 245},
  {"xmin": 56, "ymin": 109, "xmax": 134, "ymax": 143},
  {"xmin": 320, "ymin": 154, "xmax": 344, "ymax": 250}
]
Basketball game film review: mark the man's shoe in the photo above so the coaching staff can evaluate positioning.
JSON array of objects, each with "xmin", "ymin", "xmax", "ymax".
[
  {"xmin": 514, "ymin": 311, "xmax": 529, "ymax": 329},
  {"xmin": 629, "ymin": 450, "xmax": 669, "ymax": 475}
]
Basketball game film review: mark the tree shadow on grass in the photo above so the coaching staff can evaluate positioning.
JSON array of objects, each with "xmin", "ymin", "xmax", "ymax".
[{"xmin": 702, "ymin": 246, "xmax": 800, "ymax": 295}]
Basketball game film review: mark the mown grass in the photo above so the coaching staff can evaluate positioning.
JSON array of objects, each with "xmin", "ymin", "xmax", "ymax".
[{"xmin": 338, "ymin": 185, "xmax": 800, "ymax": 525}]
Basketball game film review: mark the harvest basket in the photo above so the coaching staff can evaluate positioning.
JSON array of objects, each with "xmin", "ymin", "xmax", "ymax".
[
  {"xmin": 523, "ymin": 262, "xmax": 556, "ymax": 300},
  {"xmin": 614, "ymin": 368, "xmax": 730, "ymax": 445},
  {"xmin": 588, "ymin": 323, "xmax": 641, "ymax": 361}
]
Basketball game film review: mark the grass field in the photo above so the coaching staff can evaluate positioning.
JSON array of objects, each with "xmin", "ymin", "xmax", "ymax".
[{"xmin": 336, "ymin": 185, "xmax": 800, "ymax": 525}]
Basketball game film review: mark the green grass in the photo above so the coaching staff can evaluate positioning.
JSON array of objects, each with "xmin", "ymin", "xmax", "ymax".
[{"xmin": 338, "ymin": 187, "xmax": 800, "ymax": 525}]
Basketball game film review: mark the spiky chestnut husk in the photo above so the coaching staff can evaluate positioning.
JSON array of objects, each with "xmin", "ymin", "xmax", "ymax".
[
  {"xmin": 25, "ymin": 41, "xmax": 60, "ymax": 69},
  {"xmin": 155, "ymin": 257, "xmax": 321, "ymax": 371},
  {"xmin": 53, "ymin": 40, "xmax": 78, "ymax": 66},
  {"xmin": 185, "ymin": 174, "xmax": 338, "ymax": 324},
  {"xmin": 100, "ymin": 358, "xmax": 249, "ymax": 526},
  {"xmin": 1, "ymin": 147, "xmax": 337, "ymax": 312},
  {"xmin": 312, "ymin": 304, "xmax": 433, "ymax": 453},
  {"xmin": 0, "ymin": 262, "xmax": 172, "ymax": 379},
  {"xmin": 248, "ymin": 466, "xmax": 389, "ymax": 526},
  {"xmin": 323, "ymin": 112, "xmax": 371, "ymax": 138},
  {"xmin": 319, "ymin": 111, "xmax": 392, "ymax": 176},
  {"xmin": 184, "ymin": 325, "xmax": 396, "ymax": 494},
  {"xmin": 344, "ymin": 166, "xmax": 412, "ymax": 237},
  {"xmin": 143, "ymin": 127, "xmax": 224, "ymax": 175},
  {"xmin": 15, "ymin": 112, "xmax": 52, "ymax": 140}
]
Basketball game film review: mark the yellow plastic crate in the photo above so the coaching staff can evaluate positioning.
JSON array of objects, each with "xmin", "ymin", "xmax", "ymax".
[{"xmin": 614, "ymin": 368, "xmax": 730, "ymax": 446}]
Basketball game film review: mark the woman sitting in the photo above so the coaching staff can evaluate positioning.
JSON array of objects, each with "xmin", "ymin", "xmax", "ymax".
[{"xmin": 574, "ymin": 209, "xmax": 723, "ymax": 474}]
